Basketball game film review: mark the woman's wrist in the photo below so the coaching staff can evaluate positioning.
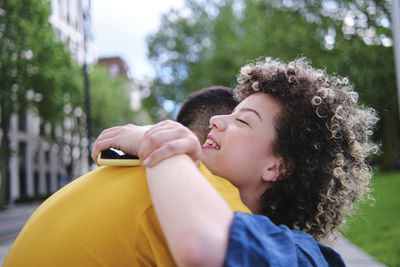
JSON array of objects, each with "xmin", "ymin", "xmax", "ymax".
[{"xmin": 133, "ymin": 125, "xmax": 152, "ymax": 155}]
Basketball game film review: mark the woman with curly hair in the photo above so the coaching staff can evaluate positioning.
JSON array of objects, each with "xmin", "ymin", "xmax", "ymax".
[
  {"xmin": 92, "ymin": 57, "xmax": 378, "ymax": 266},
  {"xmin": 234, "ymin": 57, "xmax": 379, "ymax": 241}
]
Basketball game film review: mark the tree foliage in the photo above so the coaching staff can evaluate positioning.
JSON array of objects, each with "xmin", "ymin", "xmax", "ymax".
[
  {"xmin": 0, "ymin": 0, "xmax": 81, "ymax": 207},
  {"xmin": 144, "ymin": 0, "xmax": 398, "ymax": 170},
  {"xmin": 89, "ymin": 65, "xmax": 137, "ymax": 137},
  {"xmin": 0, "ymin": 0, "xmax": 82, "ymax": 124}
]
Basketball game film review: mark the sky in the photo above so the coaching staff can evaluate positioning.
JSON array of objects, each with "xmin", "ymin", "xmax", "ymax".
[{"xmin": 92, "ymin": 0, "xmax": 184, "ymax": 79}]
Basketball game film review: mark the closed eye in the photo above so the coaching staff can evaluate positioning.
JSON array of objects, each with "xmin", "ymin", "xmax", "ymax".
[{"xmin": 236, "ymin": 118, "xmax": 249, "ymax": 126}]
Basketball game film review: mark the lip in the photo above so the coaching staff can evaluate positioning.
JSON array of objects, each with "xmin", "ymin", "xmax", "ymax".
[{"xmin": 202, "ymin": 134, "xmax": 220, "ymax": 150}]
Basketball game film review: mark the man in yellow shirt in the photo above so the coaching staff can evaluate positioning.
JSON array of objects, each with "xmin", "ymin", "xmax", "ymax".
[{"xmin": 4, "ymin": 87, "xmax": 249, "ymax": 267}]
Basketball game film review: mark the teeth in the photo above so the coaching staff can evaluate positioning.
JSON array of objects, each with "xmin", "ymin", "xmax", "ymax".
[{"xmin": 205, "ymin": 138, "xmax": 220, "ymax": 150}]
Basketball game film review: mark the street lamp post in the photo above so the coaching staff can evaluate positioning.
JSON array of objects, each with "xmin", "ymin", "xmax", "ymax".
[
  {"xmin": 82, "ymin": 0, "xmax": 93, "ymax": 166},
  {"xmin": 391, "ymin": 0, "xmax": 400, "ymax": 120}
]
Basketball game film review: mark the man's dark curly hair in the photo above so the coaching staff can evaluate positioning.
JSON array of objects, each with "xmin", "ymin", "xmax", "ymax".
[{"xmin": 235, "ymin": 57, "xmax": 379, "ymax": 243}]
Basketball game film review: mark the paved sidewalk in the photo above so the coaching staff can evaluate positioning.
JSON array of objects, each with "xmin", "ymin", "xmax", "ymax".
[
  {"xmin": 0, "ymin": 202, "xmax": 387, "ymax": 266},
  {"xmin": 333, "ymin": 236, "xmax": 386, "ymax": 266},
  {"xmin": 0, "ymin": 202, "xmax": 39, "ymax": 265}
]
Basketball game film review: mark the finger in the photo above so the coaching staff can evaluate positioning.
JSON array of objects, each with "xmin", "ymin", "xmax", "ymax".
[
  {"xmin": 96, "ymin": 125, "xmax": 126, "ymax": 140},
  {"xmin": 92, "ymin": 139, "xmax": 108, "ymax": 164},
  {"xmin": 142, "ymin": 139, "xmax": 192, "ymax": 167},
  {"xmin": 91, "ymin": 151, "xmax": 98, "ymax": 165},
  {"xmin": 138, "ymin": 128, "xmax": 174, "ymax": 159},
  {"xmin": 93, "ymin": 124, "xmax": 142, "ymax": 159},
  {"xmin": 92, "ymin": 127, "xmax": 123, "ymax": 155},
  {"xmin": 144, "ymin": 121, "xmax": 189, "ymax": 144},
  {"xmin": 91, "ymin": 140, "xmax": 102, "ymax": 164},
  {"xmin": 144, "ymin": 134, "xmax": 201, "ymax": 167},
  {"xmin": 95, "ymin": 128, "xmax": 118, "ymax": 142},
  {"xmin": 96, "ymin": 124, "xmax": 137, "ymax": 142},
  {"xmin": 92, "ymin": 138, "xmax": 122, "ymax": 164},
  {"xmin": 138, "ymin": 126, "xmax": 189, "ymax": 159},
  {"xmin": 143, "ymin": 120, "xmax": 178, "ymax": 138}
]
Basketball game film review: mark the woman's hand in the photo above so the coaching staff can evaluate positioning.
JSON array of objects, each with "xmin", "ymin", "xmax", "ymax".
[
  {"xmin": 91, "ymin": 124, "xmax": 151, "ymax": 164},
  {"xmin": 138, "ymin": 120, "xmax": 201, "ymax": 167}
]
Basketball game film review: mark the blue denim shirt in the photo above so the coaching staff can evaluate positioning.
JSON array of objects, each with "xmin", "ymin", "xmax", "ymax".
[{"xmin": 225, "ymin": 212, "xmax": 346, "ymax": 267}]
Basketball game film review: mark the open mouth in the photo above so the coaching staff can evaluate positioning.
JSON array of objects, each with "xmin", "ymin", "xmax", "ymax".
[{"xmin": 202, "ymin": 135, "xmax": 220, "ymax": 150}]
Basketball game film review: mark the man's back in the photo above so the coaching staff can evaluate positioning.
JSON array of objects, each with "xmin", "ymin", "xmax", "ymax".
[{"xmin": 4, "ymin": 164, "xmax": 249, "ymax": 266}]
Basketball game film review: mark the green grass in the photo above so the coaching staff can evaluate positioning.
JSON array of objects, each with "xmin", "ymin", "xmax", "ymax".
[{"xmin": 341, "ymin": 171, "xmax": 400, "ymax": 267}]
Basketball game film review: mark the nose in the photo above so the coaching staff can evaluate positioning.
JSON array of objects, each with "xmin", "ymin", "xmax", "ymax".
[{"xmin": 209, "ymin": 115, "xmax": 228, "ymax": 131}]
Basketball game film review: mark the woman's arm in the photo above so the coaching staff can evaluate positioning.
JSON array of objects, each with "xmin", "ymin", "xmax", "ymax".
[
  {"xmin": 146, "ymin": 155, "xmax": 234, "ymax": 267},
  {"xmin": 92, "ymin": 121, "xmax": 234, "ymax": 266}
]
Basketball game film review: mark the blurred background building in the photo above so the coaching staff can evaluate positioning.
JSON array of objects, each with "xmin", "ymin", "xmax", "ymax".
[
  {"xmin": 49, "ymin": 0, "xmax": 95, "ymax": 64},
  {"xmin": 6, "ymin": 0, "xmax": 94, "ymax": 204},
  {"xmin": 98, "ymin": 56, "xmax": 132, "ymax": 79}
]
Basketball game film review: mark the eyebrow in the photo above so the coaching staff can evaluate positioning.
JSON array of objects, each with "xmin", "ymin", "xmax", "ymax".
[{"xmin": 236, "ymin": 108, "xmax": 262, "ymax": 121}]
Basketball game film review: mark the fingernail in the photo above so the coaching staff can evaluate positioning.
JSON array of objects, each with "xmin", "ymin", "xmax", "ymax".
[{"xmin": 142, "ymin": 158, "xmax": 150, "ymax": 166}]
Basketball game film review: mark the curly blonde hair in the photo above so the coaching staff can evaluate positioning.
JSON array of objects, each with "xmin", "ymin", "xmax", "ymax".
[{"xmin": 235, "ymin": 57, "xmax": 379, "ymax": 243}]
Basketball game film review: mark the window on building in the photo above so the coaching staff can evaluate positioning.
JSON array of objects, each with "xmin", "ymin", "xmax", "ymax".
[
  {"xmin": 54, "ymin": 29, "xmax": 62, "ymax": 42},
  {"xmin": 18, "ymin": 142, "xmax": 27, "ymax": 198},
  {"xmin": 58, "ymin": 0, "xmax": 63, "ymax": 19},
  {"xmin": 40, "ymin": 123, "xmax": 45, "ymax": 136},
  {"xmin": 76, "ymin": 43, "xmax": 80, "ymax": 60},
  {"xmin": 110, "ymin": 64, "xmax": 119, "ymax": 77},
  {"xmin": 18, "ymin": 111, "xmax": 26, "ymax": 131},
  {"xmin": 45, "ymin": 150, "xmax": 50, "ymax": 163},
  {"xmin": 46, "ymin": 172, "xmax": 51, "ymax": 194},
  {"xmin": 75, "ymin": 18, "xmax": 79, "ymax": 32},
  {"xmin": 5, "ymin": 168, "xmax": 10, "ymax": 203},
  {"xmin": 34, "ymin": 171, "xmax": 40, "ymax": 196},
  {"xmin": 66, "ymin": 0, "xmax": 70, "ymax": 24}
]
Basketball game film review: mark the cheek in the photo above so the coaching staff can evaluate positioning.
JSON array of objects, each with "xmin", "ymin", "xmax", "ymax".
[
  {"xmin": 227, "ymin": 139, "xmax": 258, "ymax": 160},
  {"xmin": 217, "ymin": 145, "xmax": 251, "ymax": 174},
  {"xmin": 233, "ymin": 140, "xmax": 268, "ymax": 170}
]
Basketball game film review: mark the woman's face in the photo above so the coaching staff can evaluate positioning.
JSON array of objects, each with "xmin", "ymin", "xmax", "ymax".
[{"xmin": 201, "ymin": 93, "xmax": 282, "ymax": 198}]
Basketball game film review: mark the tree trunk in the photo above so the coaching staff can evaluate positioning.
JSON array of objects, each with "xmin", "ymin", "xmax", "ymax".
[{"xmin": 381, "ymin": 96, "xmax": 399, "ymax": 171}]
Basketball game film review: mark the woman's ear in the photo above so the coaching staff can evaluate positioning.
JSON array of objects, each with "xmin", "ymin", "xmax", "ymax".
[{"xmin": 261, "ymin": 158, "xmax": 284, "ymax": 182}]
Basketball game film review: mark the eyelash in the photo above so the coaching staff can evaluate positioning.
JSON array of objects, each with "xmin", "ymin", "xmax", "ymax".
[{"xmin": 236, "ymin": 118, "xmax": 249, "ymax": 126}]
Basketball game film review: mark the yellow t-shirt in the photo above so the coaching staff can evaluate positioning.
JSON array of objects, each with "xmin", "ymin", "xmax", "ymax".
[{"xmin": 4, "ymin": 163, "xmax": 250, "ymax": 267}]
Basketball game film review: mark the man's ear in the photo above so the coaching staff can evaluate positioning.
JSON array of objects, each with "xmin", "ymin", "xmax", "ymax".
[{"xmin": 261, "ymin": 158, "xmax": 284, "ymax": 182}]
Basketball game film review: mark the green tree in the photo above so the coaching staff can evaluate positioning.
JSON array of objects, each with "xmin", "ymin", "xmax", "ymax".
[
  {"xmin": 0, "ymin": 0, "xmax": 81, "ymax": 208},
  {"xmin": 90, "ymin": 65, "xmax": 138, "ymax": 137},
  {"xmin": 144, "ymin": 0, "xmax": 213, "ymax": 121},
  {"xmin": 145, "ymin": 0, "xmax": 398, "ymax": 170},
  {"xmin": 303, "ymin": 0, "xmax": 397, "ymax": 170}
]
